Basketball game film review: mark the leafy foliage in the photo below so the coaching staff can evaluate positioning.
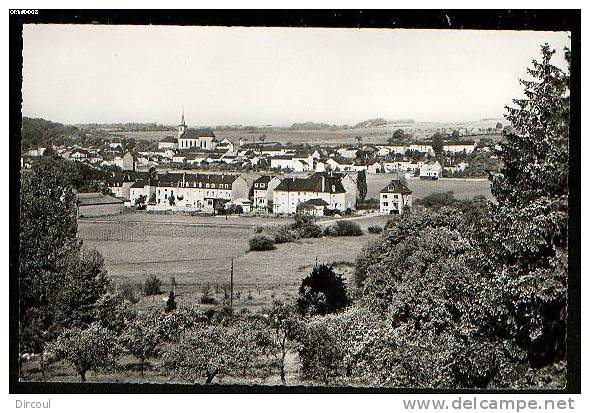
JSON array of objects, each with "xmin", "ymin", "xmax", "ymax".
[
  {"xmin": 46, "ymin": 323, "xmax": 120, "ymax": 381},
  {"xmin": 297, "ymin": 264, "xmax": 350, "ymax": 317},
  {"xmin": 249, "ymin": 235, "xmax": 276, "ymax": 251},
  {"xmin": 160, "ymin": 320, "xmax": 265, "ymax": 384}
]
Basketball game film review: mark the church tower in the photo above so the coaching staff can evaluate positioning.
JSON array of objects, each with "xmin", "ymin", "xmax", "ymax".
[{"xmin": 178, "ymin": 108, "xmax": 187, "ymax": 138}]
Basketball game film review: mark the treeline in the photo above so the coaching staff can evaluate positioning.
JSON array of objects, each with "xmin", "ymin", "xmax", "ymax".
[{"xmin": 21, "ymin": 117, "xmax": 84, "ymax": 151}]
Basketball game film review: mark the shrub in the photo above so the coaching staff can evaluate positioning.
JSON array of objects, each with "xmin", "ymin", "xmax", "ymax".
[
  {"xmin": 297, "ymin": 264, "xmax": 350, "ymax": 316},
  {"xmin": 266, "ymin": 226, "xmax": 297, "ymax": 244},
  {"xmin": 143, "ymin": 275, "xmax": 162, "ymax": 296},
  {"xmin": 367, "ymin": 225, "xmax": 383, "ymax": 234},
  {"xmin": 249, "ymin": 235, "xmax": 276, "ymax": 251},
  {"xmin": 118, "ymin": 281, "xmax": 140, "ymax": 304},
  {"xmin": 324, "ymin": 220, "xmax": 363, "ymax": 237}
]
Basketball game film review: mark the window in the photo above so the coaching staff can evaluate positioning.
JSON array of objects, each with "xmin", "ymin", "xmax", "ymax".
[
  {"xmin": 383, "ymin": 194, "xmax": 387, "ymax": 199},
  {"xmin": 211, "ymin": 184, "xmax": 216, "ymax": 189},
  {"xmin": 383, "ymin": 202, "xmax": 388, "ymax": 206}
]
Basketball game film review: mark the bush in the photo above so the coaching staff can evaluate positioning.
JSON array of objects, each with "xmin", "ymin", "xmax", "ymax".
[
  {"xmin": 143, "ymin": 275, "xmax": 162, "ymax": 296},
  {"xmin": 367, "ymin": 225, "xmax": 383, "ymax": 234},
  {"xmin": 118, "ymin": 281, "xmax": 140, "ymax": 304},
  {"xmin": 324, "ymin": 220, "xmax": 363, "ymax": 237},
  {"xmin": 297, "ymin": 264, "xmax": 350, "ymax": 317},
  {"xmin": 249, "ymin": 235, "xmax": 276, "ymax": 251},
  {"xmin": 266, "ymin": 226, "xmax": 297, "ymax": 244}
]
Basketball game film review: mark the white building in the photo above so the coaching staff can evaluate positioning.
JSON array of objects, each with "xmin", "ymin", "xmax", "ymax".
[
  {"xmin": 158, "ymin": 136, "xmax": 178, "ymax": 150},
  {"xmin": 252, "ymin": 175, "xmax": 282, "ymax": 210},
  {"xmin": 153, "ymin": 173, "xmax": 249, "ymax": 211},
  {"xmin": 270, "ymin": 156, "xmax": 309, "ymax": 172},
  {"xmin": 419, "ymin": 161, "xmax": 443, "ymax": 180},
  {"xmin": 273, "ymin": 174, "xmax": 347, "ymax": 214},
  {"xmin": 380, "ymin": 179, "xmax": 412, "ymax": 215},
  {"xmin": 443, "ymin": 141, "xmax": 476, "ymax": 154},
  {"xmin": 408, "ymin": 142, "xmax": 434, "ymax": 155}
]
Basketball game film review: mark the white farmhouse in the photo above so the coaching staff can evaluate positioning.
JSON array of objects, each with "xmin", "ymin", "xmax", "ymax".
[
  {"xmin": 380, "ymin": 179, "xmax": 412, "ymax": 215},
  {"xmin": 419, "ymin": 161, "xmax": 443, "ymax": 180}
]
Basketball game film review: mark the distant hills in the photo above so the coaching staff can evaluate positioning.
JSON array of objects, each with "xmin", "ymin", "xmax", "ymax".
[
  {"xmin": 290, "ymin": 118, "xmax": 416, "ymax": 130},
  {"xmin": 21, "ymin": 117, "xmax": 83, "ymax": 151}
]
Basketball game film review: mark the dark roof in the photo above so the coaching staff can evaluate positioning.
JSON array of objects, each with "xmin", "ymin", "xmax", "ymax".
[
  {"xmin": 274, "ymin": 174, "xmax": 345, "ymax": 194},
  {"xmin": 77, "ymin": 193, "xmax": 124, "ymax": 206},
  {"xmin": 380, "ymin": 179, "xmax": 412, "ymax": 195},
  {"xmin": 160, "ymin": 136, "xmax": 178, "ymax": 143},
  {"xmin": 303, "ymin": 198, "xmax": 329, "ymax": 207},
  {"xmin": 444, "ymin": 140, "xmax": 476, "ymax": 145},
  {"xmin": 179, "ymin": 129, "xmax": 216, "ymax": 139},
  {"xmin": 254, "ymin": 175, "xmax": 274, "ymax": 185},
  {"xmin": 155, "ymin": 172, "xmax": 241, "ymax": 187}
]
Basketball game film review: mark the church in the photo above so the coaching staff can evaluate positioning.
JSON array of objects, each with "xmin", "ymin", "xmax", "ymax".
[{"xmin": 176, "ymin": 111, "xmax": 219, "ymax": 150}]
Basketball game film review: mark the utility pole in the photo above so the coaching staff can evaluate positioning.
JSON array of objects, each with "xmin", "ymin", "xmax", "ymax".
[{"xmin": 230, "ymin": 258, "xmax": 234, "ymax": 310}]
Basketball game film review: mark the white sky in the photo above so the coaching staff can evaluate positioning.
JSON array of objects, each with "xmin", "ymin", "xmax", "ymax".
[{"xmin": 21, "ymin": 25, "xmax": 570, "ymax": 126}]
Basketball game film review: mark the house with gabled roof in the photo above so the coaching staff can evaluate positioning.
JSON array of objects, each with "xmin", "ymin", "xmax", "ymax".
[
  {"xmin": 158, "ymin": 135, "xmax": 178, "ymax": 150},
  {"xmin": 252, "ymin": 175, "xmax": 282, "ymax": 210},
  {"xmin": 380, "ymin": 179, "xmax": 412, "ymax": 215},
  {"xmin": 272, "ymin": 174, "xmax": 347, "ymax": 214}
]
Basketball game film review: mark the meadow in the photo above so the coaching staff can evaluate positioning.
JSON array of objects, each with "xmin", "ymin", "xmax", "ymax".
[
  {"xmin": 112, "ymin": 122, "xmax": 503, "ymax": 146},
  {"xmin": 78, "ymin": 214, "xmax": 382, "ymax": 313}
]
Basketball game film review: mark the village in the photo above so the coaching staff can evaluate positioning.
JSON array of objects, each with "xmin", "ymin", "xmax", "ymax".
[{"xmin": 22, "ymin": 113, "xmax": 502, "ymax": 219}]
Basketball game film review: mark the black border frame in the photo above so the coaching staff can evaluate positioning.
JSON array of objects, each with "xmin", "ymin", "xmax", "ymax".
[{"xmin": 9, "ymin": 9, "xmax": 581, "ymax": 394}]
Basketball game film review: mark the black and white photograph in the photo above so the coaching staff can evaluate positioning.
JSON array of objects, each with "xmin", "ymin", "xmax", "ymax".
[{"xmin": 8, "ymin": 7, "xmax": 580, "ymax": 403}]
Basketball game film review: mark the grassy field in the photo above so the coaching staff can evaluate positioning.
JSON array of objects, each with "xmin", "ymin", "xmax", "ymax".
[
  {"xmin": 78, "ymin": 214, "xmax": 380, "ymax": 313},
  {"xmin": 114, "ymin": 126, "xmax": 502, "ymax": 146},
  {"xmin": 367, "ymin": 175, "xmax": 493, "ymax": 200}
]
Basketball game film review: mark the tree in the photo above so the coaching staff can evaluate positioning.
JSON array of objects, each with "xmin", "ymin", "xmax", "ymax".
[
  {"xmin": 431, "ymin": 132, "xmax": 445, "ymax": 155},
  {"xmin": 387, "ymin": 128, "xmax": 412, "ymax": 144},
  {"xmin": 168, "ymin": 194, "xmax": 176, "ymax": 206},
  {"xmin": 121, "ymin": 311, "xmax": 163, "ymax": 377},
  {"xmin": 261, "ymin": 300, "xmax": 298, "ymax": 384},
  {"xmin": 19, "ymin": 157, "xmax": 110, "ymax": 355},
  {"xmin": 160, "ymin": 321, "xmax": 264, "ymax": 384},
  {"xmin": 297, "ymin": 264, "xmax": 350, "ymax": 316},
  {"xmin": 46, "ymin": 323, "xmax": 120, "ymax": 382},
  {"xmin": 165, "ymin": 291, "xmax": 177, "ymax": 313},
  {"xmin": 495, "ymin": 122, "xmax": 503, "ymax": 130},
  {"xmin": 143, "ymin": 275, "xmax": 162, "ymax": 296},
  {"xmin": 478, "ymin": 43, "xmax": 570, "ymax": 368},
  {"xmin": 356, "ymin": 170, "xmax": 367, "ymax": 203},
  {"xmin": 52, "ymin": 248, "xmax": 111, "ymax": 330},
  {"xmin": 451, "ymin": 129, "xmax": 460, "ymax": 139}
]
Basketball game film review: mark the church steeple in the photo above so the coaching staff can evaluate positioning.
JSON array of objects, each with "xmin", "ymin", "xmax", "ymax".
[
  {"xmin": 178, "ymin": 107, "xmax": 187, "ymax": 138},
  {"xmin": 180, "ymin": 107, "xmax": 186, "ymax": 127}
]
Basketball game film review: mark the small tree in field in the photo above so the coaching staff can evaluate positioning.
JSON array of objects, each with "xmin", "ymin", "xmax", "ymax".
[
  {"xmin": 297, "ymin": 264, "xmax": 350, "ymax": 316},
  {"xmin": 120, "ymin": 311, "xmax": 162, "ymax": 377},
  {"xmin": 143, "ymin": 275, "xmax": 162, "ymax": 296},
  {"xmin": 261, "ymin": 300, "xmax": 299, "ymax": 384},
  {"xmin": 165, "ymin": 291, "xmax": 177, "ymax": 313},
  {"xmin": 161, "ymin": 322, "xmax": 263, "ymax": 384},
  {"xmin": 45, "ymin": 323, "xmax": 120, "ymax": 382}
]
